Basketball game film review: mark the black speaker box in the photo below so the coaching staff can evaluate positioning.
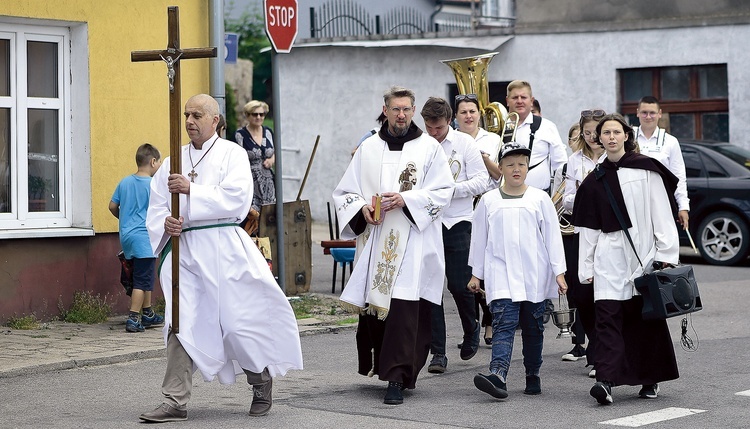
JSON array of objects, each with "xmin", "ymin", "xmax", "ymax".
[{"xmin": 634, "ymin": 265, "xmax": 702, "ymax": 320}]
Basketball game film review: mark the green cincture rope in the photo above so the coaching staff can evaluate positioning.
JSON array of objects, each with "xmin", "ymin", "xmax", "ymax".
[{"xmin": 158, "ymin": 223, "xmax": 239, "ymax": 275}]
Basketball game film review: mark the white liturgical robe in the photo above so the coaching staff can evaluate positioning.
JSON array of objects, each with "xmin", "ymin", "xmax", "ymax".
[
  {"xmin": 334, "ymin": 133, "xmax": 455, "ymax": 309},
  {"xmin": 468, "ymin": 186, "xmax": 566, "ymax": 303},
  {"xmin": 147, "ymin": 135, "xmax": 303, "ymax": 384},
  {"xmin": 578, "ymin": 168, "xmax": 679, "ymax": 301}
]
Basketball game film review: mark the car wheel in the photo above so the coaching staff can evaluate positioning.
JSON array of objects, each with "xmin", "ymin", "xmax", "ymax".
[{"xmin": 696, "ymin": 211, "xmax": 750, "ymax": 266}]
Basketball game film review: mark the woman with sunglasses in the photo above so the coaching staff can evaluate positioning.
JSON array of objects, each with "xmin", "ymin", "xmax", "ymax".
[
  {"xmin": 454, "ymin": 93, "xmax": 501, "ymax": 345},
  {"xmin": 559, "ymin": 110, "xmax": 607, "ymax": 376},
  {"xmin": 235, "ymin": 100, "xmax": 276, "ymax": 235}
]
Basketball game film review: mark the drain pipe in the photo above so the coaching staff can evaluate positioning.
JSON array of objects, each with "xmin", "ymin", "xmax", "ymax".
[
  {"xmin": 209, "ymin": 0, "xmax": 226, "ymax": 115},
  {"xmin": 429, "ymin": 1, "xmax": 444, "ymax": 32}
]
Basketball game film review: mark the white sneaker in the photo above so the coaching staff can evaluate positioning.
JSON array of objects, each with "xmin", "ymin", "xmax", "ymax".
[
  {"xmin": 588, "ymin": 368, "xmax": 596, "ymax": 378},
  {"xmin": 561, "ymin": 345, "xmax": 586, "ymax": 362}
]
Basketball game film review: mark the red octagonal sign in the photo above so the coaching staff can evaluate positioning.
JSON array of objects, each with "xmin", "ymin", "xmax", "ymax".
[{"xmin": 264, "ymin": 0, "xmax": 298, "ymax": 54}]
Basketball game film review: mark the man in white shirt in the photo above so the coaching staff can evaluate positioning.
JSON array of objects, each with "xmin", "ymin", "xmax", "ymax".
[
  {"xmin": 633, "ymin": 96, "xmax": 690, "ymax": 230},
  {"xmin": 420, "ymin": 97, "xmax": 489, "ymax": 374},
  {"xmin": 504, "ymin": 80, "xmax": 567, "ymax": 193}
]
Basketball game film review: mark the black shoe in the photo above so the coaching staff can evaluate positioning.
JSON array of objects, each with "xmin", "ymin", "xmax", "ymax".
[
  {"xmin": 561, "ymin": 344, "xmax": 586, "ymax": 362},
  {"xmin": 638, "ymin": 383, "xmax": 659, "ymax": 399},
  {"xmin": 524, "ymin": 375, "xmax": 541, "ymax": 395},
  {"xmin": 427, "ymin": 354, "xmax": 447, "ymax": 374},
  {"xmin": 473, "ymin": 373, "xmax": 508, "ymax": 399},
  {"xmin": 460, "ymin": 322, "xmax": 480, "ymax": 360},
  {"xmin": 590, "ymin": 381, "xmax": 613, "ymax": 405},
  {"xmin": 384, "ymin": 382, "xmax": 404, "ymax": 405}
]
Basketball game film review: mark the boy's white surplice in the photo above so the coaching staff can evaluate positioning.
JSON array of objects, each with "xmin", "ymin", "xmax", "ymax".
[
  {"xmin": 146, "ymin": 135, "xmax": 303, "ymax": 384},
  {"xmin": 469, "ymin": 187, "xmax": 566, "ymax": 303},
  {"xmin": 333, "ymin": 133, "xmax": 455, "ymax": 312}
]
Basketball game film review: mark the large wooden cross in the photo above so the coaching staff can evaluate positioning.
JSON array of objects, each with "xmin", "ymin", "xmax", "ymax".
[{"xmin": 131, "ymin": 6, "xmax": 217, "ymax": 333}]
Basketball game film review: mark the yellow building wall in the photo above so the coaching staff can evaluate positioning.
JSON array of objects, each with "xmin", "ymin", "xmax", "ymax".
[{"xmin": 0, "ymin": 0, "xmax": 213, "ymax": 232}]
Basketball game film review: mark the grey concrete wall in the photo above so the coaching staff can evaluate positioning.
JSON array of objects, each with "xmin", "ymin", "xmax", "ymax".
[
  {"xmin": 277, "ymin": 23, "xmax": 750, "ymax": 223},
  {"xmin": 516, "ymin": 0, "xmax": 750, "ymax": 29}
]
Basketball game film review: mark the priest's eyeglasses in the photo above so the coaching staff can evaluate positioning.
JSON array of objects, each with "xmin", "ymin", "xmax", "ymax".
[{"xmin": 389, "ymin": 106, "xmax": 414, "ymax": 115}]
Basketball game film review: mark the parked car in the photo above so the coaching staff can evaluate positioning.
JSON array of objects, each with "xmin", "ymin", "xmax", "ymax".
[{"xmin": 680, "ymin": 141, "xmax": 750, "ymax": 265}]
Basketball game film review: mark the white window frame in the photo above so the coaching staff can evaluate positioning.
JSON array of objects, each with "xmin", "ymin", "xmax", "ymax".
[{"xmin": 0, "ymin": 19, "xmax": 92, "ymax": 238}]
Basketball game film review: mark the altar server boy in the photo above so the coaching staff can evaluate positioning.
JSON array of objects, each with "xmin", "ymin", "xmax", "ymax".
[{"xmin": 468, "ymin": 142, "xmax": 567, "ymax": 400}]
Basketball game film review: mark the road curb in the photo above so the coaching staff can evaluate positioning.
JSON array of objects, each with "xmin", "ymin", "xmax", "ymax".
[{"xmin": 0, "ymin": 323, "xmax": 356, "ymax": 379}]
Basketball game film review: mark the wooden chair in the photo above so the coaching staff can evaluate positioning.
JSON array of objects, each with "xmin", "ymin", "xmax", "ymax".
[{"xmin": 321, "ymin": 202, "xmax": 355, "ymax": 293}]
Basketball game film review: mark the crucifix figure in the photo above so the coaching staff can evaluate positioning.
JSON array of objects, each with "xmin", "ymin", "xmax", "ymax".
[{"xmin": 131, "ymin": 6, "xmax": 216, "ymax": 333}]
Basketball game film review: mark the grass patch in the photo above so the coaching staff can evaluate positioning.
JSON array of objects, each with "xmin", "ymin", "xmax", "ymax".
[
  {"xmin": 6, "ymin": 314, "xmax": 41, "ymax": 330},
  {"xmin": 336, "ymin": 317, "xmax": 359, "ymax": 325},
  {"xmin": 60, "ymin": 291, "xmax": 112, "ymax": 324},
  {"xmin": 153, "ymin": 297, "xmax": 166, "ymax": 315},
  {"xmin": 288, "ymin": 295, "xmax": 327, "ymax": 319}
]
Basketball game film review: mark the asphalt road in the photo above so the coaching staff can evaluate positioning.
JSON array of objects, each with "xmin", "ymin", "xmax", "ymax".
[{"xmin": 1, "ymin": 247, "xmax": 748, "ymax": 428}]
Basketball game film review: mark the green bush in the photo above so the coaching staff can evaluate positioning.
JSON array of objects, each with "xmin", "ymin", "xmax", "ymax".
[
  {"xmin": 6, "ymin": 314, "xmax": 41, "ymax": 330},
  {"xmin": 153, "ymin": 296, "xmax": 166, "ymax": 316},
  {"xmin": 60, "ymin": 291, "xmax": 111, "ymax": 324}
]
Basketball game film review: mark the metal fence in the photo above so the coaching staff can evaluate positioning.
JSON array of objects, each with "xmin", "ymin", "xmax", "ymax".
[{"xmin": 309, "ymin": 0, "xmax": 514, "ymax": 39}]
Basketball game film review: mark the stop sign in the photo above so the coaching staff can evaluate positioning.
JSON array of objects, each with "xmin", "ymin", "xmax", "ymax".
[{"xmin": 264, "ymin": 0, "xmax": 298, "ymax": 54}]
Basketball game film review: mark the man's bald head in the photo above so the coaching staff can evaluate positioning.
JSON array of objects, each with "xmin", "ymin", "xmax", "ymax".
[{"xmin": 184, "ymin": 94, "xmax": 220, "ymax": 145}]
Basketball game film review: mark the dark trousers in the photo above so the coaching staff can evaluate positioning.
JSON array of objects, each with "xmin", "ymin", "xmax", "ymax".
[
  {"xmin": 562, "ymin": 233, "xmax": 597, "ymax": 365},
  {"xmin": 430, "ymin": 222, "xmax": 477, "ymax": 355},
  {"xmin": 594, "ymin": 298, "xmax": 679, "ymax": 386},
  {"xmin": 356, "ymin": 298, "xmax": 432, "ymax": 389}
]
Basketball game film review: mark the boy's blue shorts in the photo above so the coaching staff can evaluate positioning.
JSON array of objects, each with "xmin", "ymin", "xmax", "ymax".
[{"xmin": 132, "ymin": 257, "xmax": 156, "ymax": 292}]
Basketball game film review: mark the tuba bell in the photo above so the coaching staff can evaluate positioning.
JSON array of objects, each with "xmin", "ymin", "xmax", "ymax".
[{"xmin": 441, "ymin": 52, "xmax": 508, "ymax": 134}]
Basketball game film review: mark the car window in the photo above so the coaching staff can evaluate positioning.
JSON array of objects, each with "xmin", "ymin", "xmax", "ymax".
[
  {"xmin": 702, "ymin": 153, "xmax": 729, "ymax": 177},
  {"xmin": 711, "ymin": 145, "xmax": 750, "ymax": 170},
  {"xmin": 682, "ymin": 149, "xmax": 704, "ymax": 178}
]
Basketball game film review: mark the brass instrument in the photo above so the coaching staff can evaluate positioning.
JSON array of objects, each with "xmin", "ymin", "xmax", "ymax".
[
  {"xmin": 441, "ymin": 52, "xmax": 508, "ymax": 134},
  {"xmin": 501, "ymin": 112, "xmax": 520, "ymax": 143},
  {"xmin": 551, "ymin": 179, "xmax": 575, "ymax": 235}
]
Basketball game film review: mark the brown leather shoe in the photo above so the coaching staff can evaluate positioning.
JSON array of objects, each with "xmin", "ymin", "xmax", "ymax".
[
  {"xmin": 139, "ymin": 403, "xmax": 187, "ymax": 422},
  {"xmin": 249, "ymin": 378, "xmax": 272, "ymax": 416}
]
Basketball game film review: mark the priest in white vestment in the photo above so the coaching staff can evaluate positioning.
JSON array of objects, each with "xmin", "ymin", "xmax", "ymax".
[
  {"xmin": 140, "ymin": 94, "xmax": 302, "ymax": 423},
  {"xmin": 333, "ymin": 86, "xmax": 454, "ymax": 406}
]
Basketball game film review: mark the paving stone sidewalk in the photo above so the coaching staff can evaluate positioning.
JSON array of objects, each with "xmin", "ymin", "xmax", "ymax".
[
  {"xmin": 0, "ymin": 314, "xmax": 355, "ymax": 379},
  {"xmin": 0, "ymin": 222, "xmax": 354, "ymax": 379}
]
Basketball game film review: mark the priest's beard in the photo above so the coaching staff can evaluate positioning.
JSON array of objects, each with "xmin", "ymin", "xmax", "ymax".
[{"xmin": 390, "ymin": 122, "xmax": 410, "ymax": 137}]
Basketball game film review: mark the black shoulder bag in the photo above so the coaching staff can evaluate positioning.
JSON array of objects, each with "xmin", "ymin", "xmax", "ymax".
[{"xmin": 596, "ymin": 166, "xmax": 702, "ymax": 320}]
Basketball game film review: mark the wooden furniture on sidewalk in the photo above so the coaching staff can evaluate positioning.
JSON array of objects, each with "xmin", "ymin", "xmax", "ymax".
[{"xmin": 321, "ymin": 202, "xmax": 355, "ymax": 293}]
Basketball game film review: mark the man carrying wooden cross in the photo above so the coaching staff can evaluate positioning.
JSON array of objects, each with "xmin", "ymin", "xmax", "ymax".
[{"xmin": 141, "ymin": 94, "xmax": 303, "ymax": 422}]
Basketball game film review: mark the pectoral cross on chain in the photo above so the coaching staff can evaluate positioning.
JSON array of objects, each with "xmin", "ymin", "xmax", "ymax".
[
  {"xmin": 188, "ymin": 170, "xmax": 198, "ymax": 182},
  {"xmin": 130, "ymin": 6, "xmax": 216, "ymax": 334}
]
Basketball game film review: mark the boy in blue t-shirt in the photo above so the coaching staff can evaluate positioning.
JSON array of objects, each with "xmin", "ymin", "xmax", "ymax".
[{"xmin": 109, "ymin": 143, "xmax": 164, "ymax": 333}]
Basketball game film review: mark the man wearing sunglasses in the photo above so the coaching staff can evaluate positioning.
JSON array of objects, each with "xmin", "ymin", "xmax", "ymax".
[
  {"xmin": 634, "ymin": 96, "xmax": 690, "ymax": 230},
  {"xmin": 505, "ymin": 80, "xmax": 567, "ymax": 194}
]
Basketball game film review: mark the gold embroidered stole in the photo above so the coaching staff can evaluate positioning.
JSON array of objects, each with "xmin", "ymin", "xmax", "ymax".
[{"xmin": 355, "ymin": 141, "xmax": 417, "ymax": 319}]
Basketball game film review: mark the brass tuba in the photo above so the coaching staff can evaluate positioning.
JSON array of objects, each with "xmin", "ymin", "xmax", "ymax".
[
  {"xmin": 551, "ymin": 180, "xmax": 575, "ymax": 235},
  {"xmin": 441, "ymin": 52, "xmax": 508, "ymax": 134}
]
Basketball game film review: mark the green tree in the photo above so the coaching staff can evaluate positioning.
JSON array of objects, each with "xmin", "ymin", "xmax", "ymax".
[
  {"xmin": 225, "ymin": 82, "xmax": 238, "ymax": 138},
  {"xmin": 225, "ymin": 5, "xmax": 272, "ymax": 104}
]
